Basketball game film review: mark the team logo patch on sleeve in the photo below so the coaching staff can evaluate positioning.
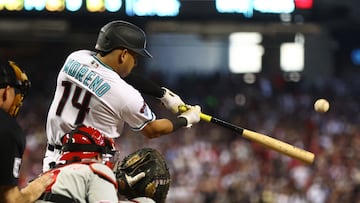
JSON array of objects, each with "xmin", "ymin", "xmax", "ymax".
[
  {"xmin": 140, "ymin": 102, "xmax": 153, "ymax": 118},
  {"xmin": 140, "ymin": 102, "xmax": 150, "ymax": 114},
  {"xmin": 140, "ymin": 102, "xmax": 146, "ymax": 114}
]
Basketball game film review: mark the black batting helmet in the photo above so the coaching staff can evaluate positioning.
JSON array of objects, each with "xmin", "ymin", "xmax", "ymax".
[{"xmin": 95, "ymin": 20, "xmax": 152, "ymax": 58}]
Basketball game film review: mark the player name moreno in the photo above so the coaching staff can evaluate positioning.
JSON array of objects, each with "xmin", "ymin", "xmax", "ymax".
[{"xmin": 63, "ymin": 59, "xmax": 111, "ymax": 97}]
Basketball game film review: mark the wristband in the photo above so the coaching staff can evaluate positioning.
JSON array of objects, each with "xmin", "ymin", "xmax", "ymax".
[{"xmin": 169, "ymin": 117, "xmax": 187, "ymax": 131}]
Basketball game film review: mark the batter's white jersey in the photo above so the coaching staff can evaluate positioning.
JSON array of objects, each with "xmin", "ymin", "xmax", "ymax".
[{"xmin": 44, "ymin": 50, "xmax": 155, "ymax": 171}]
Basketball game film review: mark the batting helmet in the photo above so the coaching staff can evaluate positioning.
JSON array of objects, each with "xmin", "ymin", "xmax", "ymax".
[
  {"xmin": 95, "ymin": 20, "xmax": 152, "ymax": 58},
  {"xmin": 60, "ymin": 125, "xmax": 116, "ymax": 164},
  {"xmin": 0, "ymin": 59, "xmax": 31, "ymax": 117}
]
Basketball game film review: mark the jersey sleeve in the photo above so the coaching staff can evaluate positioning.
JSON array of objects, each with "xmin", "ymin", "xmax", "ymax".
[
  {"xmin": 109, "ymin": 80, "xmax": 156, "ymax": 131},
  {"xmin": 121, "ymin": 99, "xmax": 156, "ymax": 131}
]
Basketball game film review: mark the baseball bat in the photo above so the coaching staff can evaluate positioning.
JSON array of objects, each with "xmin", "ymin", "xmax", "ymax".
[{"xmin": 179, "ymin": 106, "xmax": 315, "ymax": 164}]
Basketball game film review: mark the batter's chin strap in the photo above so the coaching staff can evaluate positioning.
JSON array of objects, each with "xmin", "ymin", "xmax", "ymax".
[{"xmin": 38, "ymin": 192, "xmax": 77, "ymax": 203}]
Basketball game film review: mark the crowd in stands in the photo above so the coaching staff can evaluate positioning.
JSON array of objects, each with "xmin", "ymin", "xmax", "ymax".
[{"xmin": 17, "ymin": 71, "xmax": 360, "ymax": 203}]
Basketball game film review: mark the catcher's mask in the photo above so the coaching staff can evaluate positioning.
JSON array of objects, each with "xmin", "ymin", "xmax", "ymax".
[
  {"xmin": 115, "ymin": 148, "xmax": 171, "ymax": 203},
  {"xmin": 0, "ymin": 60, "xmax": 31, "ymax": 117},
  {"xmin": 60, "ymin": 125, "xmax": 117, "ymax": 167}
]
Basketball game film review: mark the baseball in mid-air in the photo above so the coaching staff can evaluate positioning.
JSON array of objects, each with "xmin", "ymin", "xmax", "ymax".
[{"xmin": 314, "ymin": 99, "xmax": 330, "ymax": 113}]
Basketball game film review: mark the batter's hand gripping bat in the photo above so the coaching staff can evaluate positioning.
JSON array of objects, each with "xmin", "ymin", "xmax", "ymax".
[{"xmin": 179, "ymin": 105, "xmax": 315, "ymax": 164}]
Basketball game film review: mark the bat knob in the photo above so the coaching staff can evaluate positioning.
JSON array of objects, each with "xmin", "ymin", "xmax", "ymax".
[{"xmin": 178, "ymin": 105, "xmax": 188, "ymax": 112}]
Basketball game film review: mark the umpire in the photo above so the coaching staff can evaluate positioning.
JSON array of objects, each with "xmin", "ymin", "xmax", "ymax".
[{"xmin": 0, "ymin": 59, "xmax": 53, "ymax": 202}]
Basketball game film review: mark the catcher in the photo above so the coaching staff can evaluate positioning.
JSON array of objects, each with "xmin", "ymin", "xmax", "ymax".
[
  {"xmin": 36, "ymin": 125, "xmax": 167, "ymax": 203},
  {"xmin": 114, "ymin": 147, "xmax": 171, "ymax": 203}
]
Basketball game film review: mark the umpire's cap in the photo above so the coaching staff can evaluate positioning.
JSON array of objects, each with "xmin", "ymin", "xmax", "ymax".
[
  {"xmin": 0, "ymin": 59, "xmax": 30, "ymax": 92},
  {"xmin": 0, "ymin": 60, "xmax": 18, "ymax": 88},
  {"xmin": 95, "ymin": 20, "xmax": 152, "ymax": 58},
  {"xmin": 0, "ymin": 59, "xmax": 31, "ymax": 117}
]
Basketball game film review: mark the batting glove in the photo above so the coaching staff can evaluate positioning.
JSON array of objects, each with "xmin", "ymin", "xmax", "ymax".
[
  {"xmin": 178, "ymin": 105, "xmax": 201, "ymax": 128},
  {"xmin": 159, "ymin": 87, "xmax": 185, "ymax": 113}
]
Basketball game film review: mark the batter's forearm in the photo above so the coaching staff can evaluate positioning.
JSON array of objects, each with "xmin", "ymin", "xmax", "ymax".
[{"xmin": 142, "ymin": 118, "xmax": 186, "ymax": 139}]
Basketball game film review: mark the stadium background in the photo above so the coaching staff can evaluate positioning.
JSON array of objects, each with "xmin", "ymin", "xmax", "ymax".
[{"xmin": 1, "ymin": 0, "xmax": 360, "ymax": 202}]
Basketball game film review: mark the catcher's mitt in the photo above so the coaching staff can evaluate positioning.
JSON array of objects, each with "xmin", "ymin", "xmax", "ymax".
[{"xmin": 114, "ymin": 148, "xmax": 170, "ymax": 203}]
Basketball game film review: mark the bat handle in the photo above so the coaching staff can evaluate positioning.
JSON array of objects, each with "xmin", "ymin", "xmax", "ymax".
[
  {"xmin": 178, "ymin": 105, "xmax": 212, "ymax": 122},
  {"xmin": 200, "ymin": 113, "xmax": 212, "ymax": 122}
]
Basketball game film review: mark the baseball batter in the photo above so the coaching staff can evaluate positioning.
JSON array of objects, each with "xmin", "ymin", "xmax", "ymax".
[{"xmin": 43, "ymin": 20, "xmax": 201, "ymax": 171}]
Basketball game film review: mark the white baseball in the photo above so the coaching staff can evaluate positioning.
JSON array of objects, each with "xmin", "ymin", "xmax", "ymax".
[{"xmin": 314, "ymin": 99, "xmax": 330, "ymax": 113}]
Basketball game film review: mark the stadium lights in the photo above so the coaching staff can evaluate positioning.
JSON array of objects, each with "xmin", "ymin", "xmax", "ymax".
[
  {"xmin": 280, "ymin": 33, "xmax": 305, "ymax": 73},
  {"xmin": 228, "ymin": 32, "xmax": 264, "ymax": 74}
]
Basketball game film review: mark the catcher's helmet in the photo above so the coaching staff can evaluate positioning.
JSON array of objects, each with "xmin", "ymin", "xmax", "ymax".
[
  {"xmin": 0, "ymin": 59, "xmax": 31, "ymax": 117},
  {"xmin": 95, "ymin": 20, "xmax": 152, "ymax": 58},
  {"xmin": 60, "ymin": 125, "xmax": 116, "ymax": 164}
]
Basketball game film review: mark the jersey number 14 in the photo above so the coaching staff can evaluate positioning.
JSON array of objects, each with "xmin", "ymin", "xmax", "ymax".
[{"xmin": 56, "ymin": 81, "xmax": 92, "ymax": 124}]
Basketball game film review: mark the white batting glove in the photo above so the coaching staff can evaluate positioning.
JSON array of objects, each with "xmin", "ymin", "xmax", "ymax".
[
  {"xmin": 159, "ymin": 87, "xmax": 185, "ymax": 113},
  {"xmin": 178, "ymin": 105, "xmax": 201, "ymax": 128}
]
